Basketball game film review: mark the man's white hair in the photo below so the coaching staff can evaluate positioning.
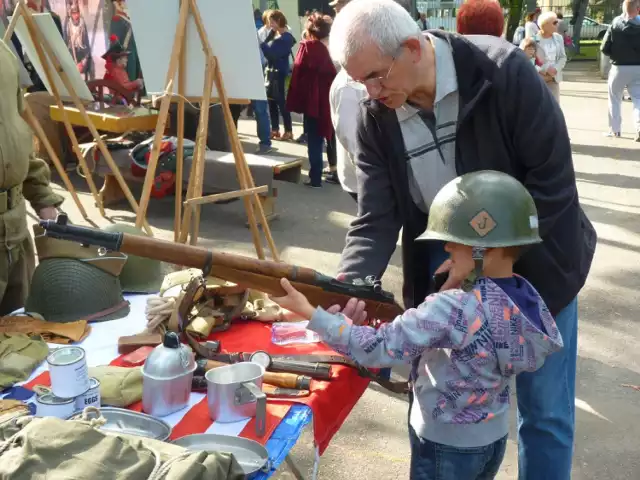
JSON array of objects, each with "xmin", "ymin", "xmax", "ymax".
[
  {"xmin": 329, "ymin": 0, "xmax": 421, "ymax": 67},
  {"xmin": 537, "ymin": 11, "xmax": 557, "ymax": 28}
]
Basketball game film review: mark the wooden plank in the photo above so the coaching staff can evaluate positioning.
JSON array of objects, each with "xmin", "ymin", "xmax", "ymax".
[{"xmin": 184, "ymin": 185, "xmax": 268, "ymax": 207}]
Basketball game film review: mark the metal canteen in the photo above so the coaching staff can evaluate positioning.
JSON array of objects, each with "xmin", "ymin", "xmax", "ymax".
[
  {"xmin": 205, "ymin": 362, "xmax": 266, "ymax": 437},
  {"xmin": 142, "ymin": 331, "xmax": 196, "ymax": 417}
]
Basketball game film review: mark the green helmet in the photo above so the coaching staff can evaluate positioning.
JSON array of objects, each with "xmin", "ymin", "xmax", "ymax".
[
  {"xmin": 102, "ymin": 223, "xmax": 164, "ymax": 293},
  {"xmin": 25, "ymin": 258, "xmax": 130, "ymax": 323},
  {"xmin": 417, "ymin": 170, "xmax": 542, "ymax": 248}
]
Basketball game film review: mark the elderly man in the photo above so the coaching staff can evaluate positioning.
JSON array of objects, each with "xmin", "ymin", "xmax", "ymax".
[
  {"xmin": 329, "ymin": 1, "xmax": 596, "ymax": 479},
  {"xmin": 601, "ymin": 0, "xmax": 640, "ymax": 141}
]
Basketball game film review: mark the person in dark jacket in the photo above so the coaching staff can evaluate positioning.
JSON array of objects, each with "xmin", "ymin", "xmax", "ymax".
[
  {"xmin": 328, "ymin": 1, "xmax": 596, "ymax": 479},
  {"xmin": 261, "ymin": 10, "xmax": 296, "ymax": 141},
  {"xmin": 601, "ymin": 0, "xmax": 640, "ymax": 141},
  {"xmin": 287, "ymin": 13, "xmax": 337, "ymax": 187}
]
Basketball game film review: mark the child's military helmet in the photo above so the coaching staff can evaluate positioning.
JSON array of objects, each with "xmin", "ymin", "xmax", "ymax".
[{"xmin": 417, "ymin": 170, "xmax": 543, "ymax": 248}]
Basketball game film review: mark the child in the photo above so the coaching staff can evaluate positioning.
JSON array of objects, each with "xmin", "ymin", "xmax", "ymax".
[
  {"xmin": 270, "ymin": 170, "xmax": 563, "ymax": 480},
  {"xmin": 102, "ymin": 35, "xmax": 144, "ymax": 94},
  {"xmin": 519, "ymin": 37, "xmax": 542, "ymax": 70}
]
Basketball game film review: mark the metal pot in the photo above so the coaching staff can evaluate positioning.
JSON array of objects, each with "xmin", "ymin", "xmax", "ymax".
[
  {"xmin": 206, "ymin": 362, "xmax": 266, "ymax": 437},
  {"xmin": 142, "ymin": 331, "xmax": 196, "ymax": 417}
]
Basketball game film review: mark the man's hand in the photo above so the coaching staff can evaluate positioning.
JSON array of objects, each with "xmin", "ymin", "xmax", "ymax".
[
  {"xmin": 435, "ymin": 257, "xmax": 473, "ymax": 292},
  {"xmin": 269, "ymin": 278, "xmax": 316, "ymax": 320},
  {"xmin": 325, "ymin": 273, "xmax": 368, "ymax": 324},
  {"xmin": 38, "ymin": 206, "xmax": 58, "ymax": 220}
]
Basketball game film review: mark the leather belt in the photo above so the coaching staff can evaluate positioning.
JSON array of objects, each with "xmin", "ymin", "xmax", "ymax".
[{"xmin": 0, "ymin": 185, "xmax": 23, "ymax": 214}]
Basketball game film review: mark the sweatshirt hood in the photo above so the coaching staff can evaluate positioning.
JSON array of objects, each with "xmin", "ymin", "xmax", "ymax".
[{"xmin": 478, "ymin": 278, "xmax": 563, "ymax": 376}]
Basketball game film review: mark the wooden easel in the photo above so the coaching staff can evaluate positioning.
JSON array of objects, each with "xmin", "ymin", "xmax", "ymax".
[
  {"xmin": 5, "ymin": 0, "xmax": 153, "ymax": 235},
  {"xmin": 133, "ymin": 0, "xmax": 279, "ymax": 261},
  {"xmin": 3, "ymin": 15, "xmax": 88, "ymax": 219}
]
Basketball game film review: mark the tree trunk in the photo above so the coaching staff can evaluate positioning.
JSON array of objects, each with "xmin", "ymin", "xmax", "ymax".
[
  {"xmin": 506, "ymin": 0, "xmax": 524, "ymax": 42},
  {"xmin": 572, "ymin": 0, "xmax": 589, "ymax": 54}
]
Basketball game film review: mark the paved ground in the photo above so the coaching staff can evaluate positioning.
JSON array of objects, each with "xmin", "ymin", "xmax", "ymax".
[{"xmin": 31, "ymin": 60, "xmax": 640, "ymax": 479}]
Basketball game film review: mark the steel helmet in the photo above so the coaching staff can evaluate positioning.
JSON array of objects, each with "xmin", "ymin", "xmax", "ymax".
[
  {"xmin": 417, "ymin": 170, "xmax": 542, "ymax": 247},
  {"xmin": 102, "ymin": 223, "xmax": 164, "ymax": 293},
  {"xmin": 25, "ymin": 258, "xmax": 130, "ymax": 323}
]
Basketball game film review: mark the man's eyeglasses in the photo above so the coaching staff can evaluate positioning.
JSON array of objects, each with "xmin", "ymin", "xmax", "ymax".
[{"xmin": 347, "ymin": 53, "xmax": 398, "ymax": 90}]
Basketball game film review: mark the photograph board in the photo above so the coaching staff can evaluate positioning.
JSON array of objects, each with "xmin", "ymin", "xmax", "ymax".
[
  {"xmin": 0, "ymin": 21, "xmax": 33, "ymax": 87},
  {"xmin": 127, "ymin": 0, "xmax": 266, "ymax": 100},
  {"xmin": 10, "ymin": 12, "xmax": 93, "ymax": 101}
]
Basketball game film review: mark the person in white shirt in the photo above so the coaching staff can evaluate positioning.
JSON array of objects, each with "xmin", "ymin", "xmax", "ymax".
[
  {"xmin": 524, "ymin": 10, "xmax": 540, "ymax": 38},
  {"xmin": 328, "ymin": 0, "xmax": 411, "ymax": 203},
  {"xmin": 329, "ymin": 70, "xmax": 366, "ymax": 200}
]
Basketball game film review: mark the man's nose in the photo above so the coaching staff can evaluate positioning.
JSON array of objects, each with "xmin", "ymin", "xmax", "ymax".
[{"xmin": 365, "ymin": 82, "xmax": 383, "ymax": 99}]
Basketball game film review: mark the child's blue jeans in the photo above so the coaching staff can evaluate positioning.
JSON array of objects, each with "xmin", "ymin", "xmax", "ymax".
[
  {"xmin": 408, "ymin": 423, "xmax": 507, "ymax": 480},
  {"xmin": 408, "ymin": 391, "xmax": 507, "ymax": 480}
]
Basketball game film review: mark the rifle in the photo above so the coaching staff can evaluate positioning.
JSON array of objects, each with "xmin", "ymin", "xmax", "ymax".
[{"xmin": 39, "ymin": 215, "xmax": 404, "ymax": 323}]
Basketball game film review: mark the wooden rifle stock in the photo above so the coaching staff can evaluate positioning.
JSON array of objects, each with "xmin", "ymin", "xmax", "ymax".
[{"xmin": 39, "ymin": 218, "xmax": 404, "ymax": 322}]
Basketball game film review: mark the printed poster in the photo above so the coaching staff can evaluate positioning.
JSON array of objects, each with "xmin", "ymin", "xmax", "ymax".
[{"xmin": 1, "ymin": 0, "xmax": 109, "ymax": 81}]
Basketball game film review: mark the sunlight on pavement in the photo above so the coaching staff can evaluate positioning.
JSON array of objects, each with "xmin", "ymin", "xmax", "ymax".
[{"xmin": 575, "ymin": 398, "xmax": 612, "ymax": 423}]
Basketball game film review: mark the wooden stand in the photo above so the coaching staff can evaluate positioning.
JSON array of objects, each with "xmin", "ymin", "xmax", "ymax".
[
  {"xmin": 5, "ymin": 1, "xmax": 153, "ymax": 235},
  {"xmin": 133, "ymin": 0, "xmax": 279, "ymax": 260}
]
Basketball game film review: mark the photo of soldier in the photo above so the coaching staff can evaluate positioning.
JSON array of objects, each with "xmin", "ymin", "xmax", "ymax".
[{"xmin": 63, "ymin": 1, "xmax": 94, "ymax": 80}]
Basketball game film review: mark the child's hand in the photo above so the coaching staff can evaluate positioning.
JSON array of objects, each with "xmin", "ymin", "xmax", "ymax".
[{"xmin": 270, "ymin": 278, "xmax": 316, "ymax": 320}]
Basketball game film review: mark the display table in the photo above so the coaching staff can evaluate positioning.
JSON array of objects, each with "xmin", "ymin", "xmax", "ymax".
[
  {"xmin": 18, "ymin": 294, "xmax": 370, "ymax": 479},
  {"xmin": 50, "ymin": 104, "xmax": 160, "ymax": 133}
]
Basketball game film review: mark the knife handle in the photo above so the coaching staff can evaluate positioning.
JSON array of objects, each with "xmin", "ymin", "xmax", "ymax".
[{"xmin": 263, "ymin": 384, "xmax": 310, "ymax": 398}]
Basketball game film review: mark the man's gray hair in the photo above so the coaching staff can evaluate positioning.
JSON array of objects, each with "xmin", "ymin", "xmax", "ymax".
[{"xmin": 329, "ymin": 0, "xmax": 420, "ymax": 67}]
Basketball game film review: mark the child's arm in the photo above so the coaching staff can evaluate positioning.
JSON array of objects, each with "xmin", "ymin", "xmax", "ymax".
[{"xmin": 271, "ymin": 279, "xmax": 470, "ymax": 368}]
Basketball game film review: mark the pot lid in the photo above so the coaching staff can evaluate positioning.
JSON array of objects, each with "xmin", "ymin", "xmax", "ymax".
[{"xmin": 142, "ymin": 332, "xmax": 196, "ymax": 380}]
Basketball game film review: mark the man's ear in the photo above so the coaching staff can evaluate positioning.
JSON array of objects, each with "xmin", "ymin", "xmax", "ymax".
[{"xmin": 404, "ymin": 36, "xmax": 422, "ymax": 63}]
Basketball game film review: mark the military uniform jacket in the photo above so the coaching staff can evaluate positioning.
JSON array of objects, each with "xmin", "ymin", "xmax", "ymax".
[{"xmin": 0, "ymin": 41, "xmax": 63, "ymax": 250}]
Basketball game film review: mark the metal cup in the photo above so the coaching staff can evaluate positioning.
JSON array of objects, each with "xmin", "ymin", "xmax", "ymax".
[{"xmin": 205, "ymin": 362, "xmax": 266, "ymax": 437}]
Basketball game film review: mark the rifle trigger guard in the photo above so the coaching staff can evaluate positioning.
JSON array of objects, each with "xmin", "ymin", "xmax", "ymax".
[{"xmin": 202, "ymin": 251, "xmax": 213, "ymax": 277}]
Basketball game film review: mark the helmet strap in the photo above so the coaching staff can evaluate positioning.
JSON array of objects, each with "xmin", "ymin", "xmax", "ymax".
[{"xmin": 462, "ymin": 247, "xmax": 485, "ymax": 292}]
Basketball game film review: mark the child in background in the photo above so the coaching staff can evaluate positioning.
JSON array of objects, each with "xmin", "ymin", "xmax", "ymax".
[
  {"xmin": 270, "ymin": 170, "xmax": 563, "ymax": 480},
  {"xmin": 520, "ymin": 37, "xmax": 542, "ymax": 70}
]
